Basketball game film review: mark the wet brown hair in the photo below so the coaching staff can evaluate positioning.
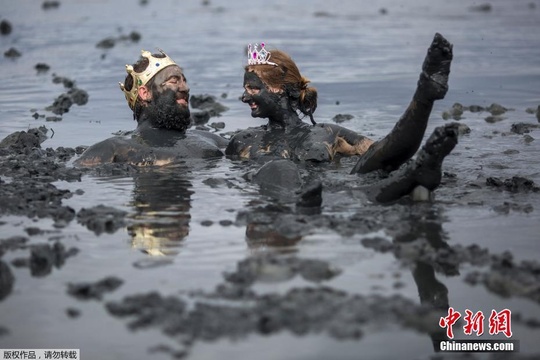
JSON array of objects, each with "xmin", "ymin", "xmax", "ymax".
[
  {"xmin": 246, "ymin": 49, "xmax": 318, "ymax": 123},
  {"xmin": 124, "ymin": 53, "xmax": 166, "ymax": 121}
]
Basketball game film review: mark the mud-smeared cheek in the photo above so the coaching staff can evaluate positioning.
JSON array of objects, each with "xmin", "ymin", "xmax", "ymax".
[
  {"xmin": 251, "ymin": 93, "xmax": 273, "ymax": 114},
  {"xmin": 242, "ymin": 92, "xmax": 255, "ymax": 105}
]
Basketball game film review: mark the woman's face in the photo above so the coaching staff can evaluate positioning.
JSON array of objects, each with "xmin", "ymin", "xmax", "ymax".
[{"xmin": 242, "ymin": 70, "xmax": 283, "ymax": 120}]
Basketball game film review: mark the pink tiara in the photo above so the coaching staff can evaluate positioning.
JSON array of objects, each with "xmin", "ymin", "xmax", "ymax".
[{"xmin": 247, "ymin": 42, "xmax": 278, "ymax": 66}]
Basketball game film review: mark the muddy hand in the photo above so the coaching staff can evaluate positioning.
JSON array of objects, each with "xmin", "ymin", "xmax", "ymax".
[{"xmin": 418, "ymin": 33, "xmax": 453, "ymax": 101}]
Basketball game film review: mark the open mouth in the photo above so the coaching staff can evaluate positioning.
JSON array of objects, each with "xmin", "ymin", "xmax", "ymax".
[{"xmin": 176, "ymin": 92, "xmax": 189, "ymax": 106}]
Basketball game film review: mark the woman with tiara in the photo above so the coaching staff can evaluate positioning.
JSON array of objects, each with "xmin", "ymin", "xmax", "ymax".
[{"xmin": 226, "ymin": 34, "xmax": 460, "ymax": 203}]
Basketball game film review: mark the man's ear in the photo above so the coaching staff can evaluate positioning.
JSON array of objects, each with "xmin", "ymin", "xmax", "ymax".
[{"xmin": 138, "ymin": 85, "xmax": 152, "ymax": 102}]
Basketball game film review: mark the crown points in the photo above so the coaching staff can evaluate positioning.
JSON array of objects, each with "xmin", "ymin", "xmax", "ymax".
[
  {"xmin": 120, "ymin": 49, "xmax": 179, "ymax": 110},
  {"xmin": 247, "ymin": 42, "xmax": 278, "ymax": 67}
]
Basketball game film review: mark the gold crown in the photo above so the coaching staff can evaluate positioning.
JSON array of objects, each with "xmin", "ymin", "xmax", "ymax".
[{"xmin": 119, "ymin": 49, "xmax": 178, "ymax": 110}]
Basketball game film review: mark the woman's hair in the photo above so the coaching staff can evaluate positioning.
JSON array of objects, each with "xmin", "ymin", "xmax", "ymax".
[
  {"xmin": 124, "ymin": 53, "xmax": 166, "ymax": 121},
  {"xmin": 246, "ymin": 49, "xmax": 318, "ymax": 122}
]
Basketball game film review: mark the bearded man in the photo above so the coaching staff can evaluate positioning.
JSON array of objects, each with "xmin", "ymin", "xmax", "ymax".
[{"xmin": 75, "ymin": 49, "xmax": 226, "ymax": 167}]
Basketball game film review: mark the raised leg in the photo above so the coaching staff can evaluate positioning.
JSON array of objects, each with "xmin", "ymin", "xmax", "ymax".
[{"xmin": 351, "ymin": 33, "xmax": 453, "ymax": 174}]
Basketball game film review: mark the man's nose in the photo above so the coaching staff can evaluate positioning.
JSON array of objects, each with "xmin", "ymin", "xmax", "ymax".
[
  {"xmin": 178, "ymin": 82, "xmax": 189, "ymax": 92},
  {"xmin": 241, "ymin": 91, "xmax": 251, "ymax": 103}
]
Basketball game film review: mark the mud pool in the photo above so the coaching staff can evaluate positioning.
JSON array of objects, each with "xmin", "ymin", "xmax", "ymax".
[{"xmin": 1, "ymin": 0, "xmax": 540, "ymax": 359}]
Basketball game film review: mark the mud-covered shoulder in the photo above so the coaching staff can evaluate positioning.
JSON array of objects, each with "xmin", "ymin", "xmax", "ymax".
[
  {"xmin": 188, "ymin": 129, "xmax": 229, "ymax": 148},
  {"xmin": 225, "ymin": 126, "xmax": 267, "ymax": 158},
  {"xmin": 73, "ymin": 136, "xmax": 132, "ymax": 167},
  {"xmin": 174, "ymin": 131, "xmax": 225, "ymax": 159}
]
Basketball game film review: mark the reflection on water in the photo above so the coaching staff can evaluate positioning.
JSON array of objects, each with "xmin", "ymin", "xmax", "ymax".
[
  {"xmin": 393, "ymin": 211, "xmax": 452, "ymax": 351},
  {"xmin": 0, "ymin": 261, "xmax": 14, "ymax": 301},
  {"xmin": 246, "ymin": 222, "xmax": 303, "ymax": 248},
  {"xmin": 127, "ymin": 166, "xmax": 194, "ymax": 256}
]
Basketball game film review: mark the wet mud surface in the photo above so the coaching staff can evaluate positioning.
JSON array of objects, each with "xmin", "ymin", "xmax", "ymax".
[
  {"xmin": 1, "ymin": 123, "xmax": 540, "ymax": 358},
  {"xmin": 1, "ymin": 0, "xmax": 540, "ymax": 359}
]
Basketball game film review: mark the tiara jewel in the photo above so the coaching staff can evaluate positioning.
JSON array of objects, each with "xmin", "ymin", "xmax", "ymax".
[
  {"xmin": 119, "ymin": 49, "xmax": 178, "ymax": 110},
  {"xmin": 247, "ymin": 42, "xmax": 278, "ymax": 66}
]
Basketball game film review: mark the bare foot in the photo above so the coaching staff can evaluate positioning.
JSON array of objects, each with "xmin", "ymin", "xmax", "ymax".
[
  {"xmin": 418, "ymin": 33, "xmax": 453, "ymax": 101},
  {"xmin": 412, "ymin": 122, "xmax": 459, "ymax": 190},
  {"xmin": 366, "ymin": 123, "xmax": 459, "ymax": 203}
]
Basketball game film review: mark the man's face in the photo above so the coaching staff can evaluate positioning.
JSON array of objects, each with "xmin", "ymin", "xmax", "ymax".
[
  {"xmin": 153, "ymin": 65, "xmax": 190, "ymax": 108},
  {"xmin": 143, "ymin": 65, "xmax": 191, "ymax": 132},
  {"xmin": 242, "ymin": 71, "xmax": 283, "ymax": 120}
]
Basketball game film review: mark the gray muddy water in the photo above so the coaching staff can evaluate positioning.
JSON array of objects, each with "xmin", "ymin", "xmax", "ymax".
[{"xmin": 1, "ymin": 0, "xmax": 540, "ymax": 359}]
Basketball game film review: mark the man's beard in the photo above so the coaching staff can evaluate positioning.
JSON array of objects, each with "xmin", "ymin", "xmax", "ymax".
[{"xmin": 143, "ymin": 89, "xmax": 191, "ymax": 132}]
